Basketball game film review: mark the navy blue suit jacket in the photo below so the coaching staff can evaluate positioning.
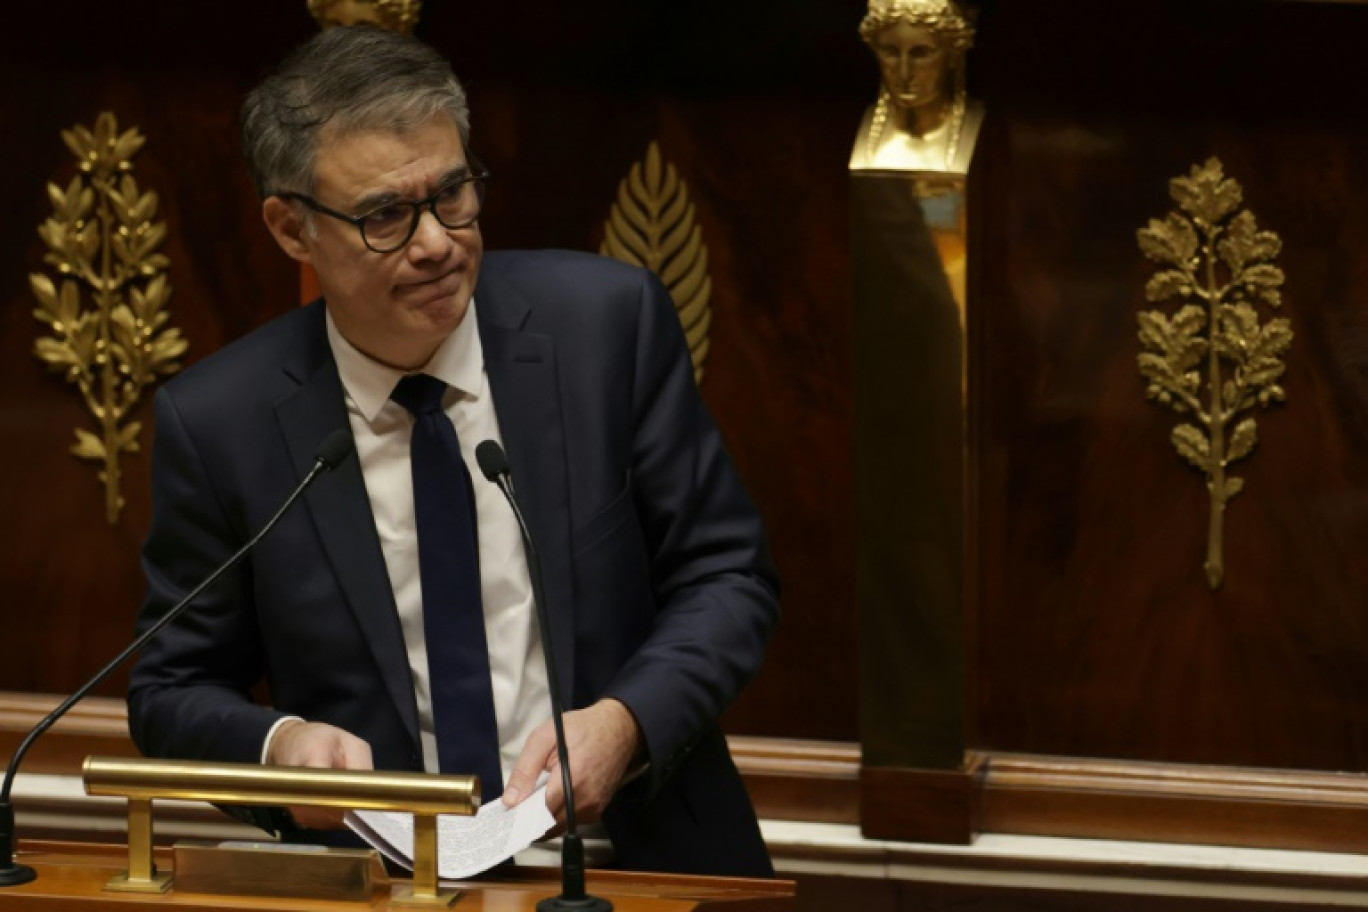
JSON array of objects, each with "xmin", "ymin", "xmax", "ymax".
[{"xmin": 127, "ymin": 250, "xmax": 779, "ymax": 877}]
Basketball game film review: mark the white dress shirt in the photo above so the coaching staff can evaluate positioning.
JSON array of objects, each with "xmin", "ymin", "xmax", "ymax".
[
  {"xmin": 258, "ymin": 299, "xmax": 613, "ymax": 865},
  {"xmin": 304, "ymin": 300, "xmax": 550, "ymax": 784}
]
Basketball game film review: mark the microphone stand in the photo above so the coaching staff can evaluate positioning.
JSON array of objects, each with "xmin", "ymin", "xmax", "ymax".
[
  {"xmin": 478, "ymin": 441, "xmax": 610, "ymax": 912},
  {"xmin": 0, "ymin": 432, "xmax": 352, "ymax": 887}
]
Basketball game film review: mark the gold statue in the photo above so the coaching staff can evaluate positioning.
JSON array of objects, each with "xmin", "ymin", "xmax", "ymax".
[
  {"xmin": 850, "ymin": 0, "xmax": 983, "ymax": 174},
  {"xmin": 307, "ymin": 0, "xmax": 421, "ymax": 33}
]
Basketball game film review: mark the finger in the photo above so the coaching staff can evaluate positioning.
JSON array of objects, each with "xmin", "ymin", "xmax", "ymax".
[
  {"xmin": 288, "ymin": 805, "xmax": 346, "ymax": 830},
  {"xmin": 542, "ymin": 766, "xmax": 566, "ymax": 822},
  {"xmin": 301, "ymin": 742, "xmax": 339, "ymax": 768},
  {"xmin": 283, "ymin": 732, "xmax": 334, "ymax": 768},
  {"xmin": 335, "ymin": 732, "xmax": 374, "ymax": 770},
  {"xmin": 502, "ymin": 723, "xmax": 556, "ymax": 807}
]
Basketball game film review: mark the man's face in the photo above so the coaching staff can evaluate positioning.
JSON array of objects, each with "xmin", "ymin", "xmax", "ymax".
[
  {"xmin": 289, "ymin": 117, "xmax": 483, "ymax": 370},
  {"xmin": 873, "ymin": 21, "xmax": 947, "ymax": 113}
]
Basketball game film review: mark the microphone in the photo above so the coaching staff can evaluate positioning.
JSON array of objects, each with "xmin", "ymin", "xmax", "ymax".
[
  {"xmin": 0, "ymin": 429, "xmax": 355, "ymax": 887},
  {"xmin": 475, "ymin": 440, "xmax": 611, "ymax": 912}
]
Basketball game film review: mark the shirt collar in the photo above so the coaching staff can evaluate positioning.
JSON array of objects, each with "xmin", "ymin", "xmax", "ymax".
[{"xmin": 325, "ymin": 298, "xmax": 485, "ymax": 425}]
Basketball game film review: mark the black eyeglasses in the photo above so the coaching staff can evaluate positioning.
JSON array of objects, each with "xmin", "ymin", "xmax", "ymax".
[{"xmin": 277, "ymin": 169, "xmax": 490, "ymax": 253}]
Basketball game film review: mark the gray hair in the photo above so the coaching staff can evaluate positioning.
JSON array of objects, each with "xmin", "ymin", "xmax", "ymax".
[{"xmin": 241, "ymin": 25, "xmax": 471, "ymax": 198}]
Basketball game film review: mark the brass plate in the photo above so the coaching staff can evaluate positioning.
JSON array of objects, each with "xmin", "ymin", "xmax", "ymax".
[{"xmin": 173, "ymin": 840, "xmax": 382, "ymax": 902}]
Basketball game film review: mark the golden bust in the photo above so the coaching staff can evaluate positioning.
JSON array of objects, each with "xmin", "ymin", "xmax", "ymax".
[
  {"xmin": 850, "ymin": 0, "xmax": 983, "ymax": 174},
  {"xmin": 307, "ymin": 0, "xmax": 421, "ymax": 33}
]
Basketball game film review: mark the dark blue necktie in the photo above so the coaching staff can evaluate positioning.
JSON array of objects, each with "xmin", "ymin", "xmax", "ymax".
[{"xmin": 390, "ymin": 373, "xmax": 502, "ymax": 794}]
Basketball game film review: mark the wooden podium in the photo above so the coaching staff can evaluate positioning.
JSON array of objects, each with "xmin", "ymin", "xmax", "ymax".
[{"xmin": 0, "ymin": 841, "xmax": 795, "ymax": 911}]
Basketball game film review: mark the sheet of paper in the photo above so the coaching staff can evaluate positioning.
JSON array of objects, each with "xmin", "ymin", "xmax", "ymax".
[{"xmin": 345, "ymin": 781, "xmax": 555, "ymax": 880}]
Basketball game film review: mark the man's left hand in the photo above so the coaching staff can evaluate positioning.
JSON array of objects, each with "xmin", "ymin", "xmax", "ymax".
[{"xmin": 501, "ymin": 698, "xmax": 642, "ymax": 828}]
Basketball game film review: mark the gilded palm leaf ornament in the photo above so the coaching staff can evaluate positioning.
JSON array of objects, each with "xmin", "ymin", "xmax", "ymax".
[
  {"xmin": 30, "ymin": 112, "xmax": 188, "ymax": 524},
  {"xmin": 1136, "ymin": 158, "xmax": 1292, "ymax": 590},
  {"xmin": 600, "ymin": 142, "xmax": 713, "ymax": 384}
]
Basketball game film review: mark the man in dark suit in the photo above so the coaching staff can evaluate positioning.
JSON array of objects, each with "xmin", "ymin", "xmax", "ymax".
[{"xmin": 127, "ymin": 24, "xmax": 778, "ymax": 878}]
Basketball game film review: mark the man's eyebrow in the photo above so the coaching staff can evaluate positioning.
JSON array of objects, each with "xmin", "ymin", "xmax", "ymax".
[
  {"xmin": 433, "ymin": 164, "xmax": 473, "ymax": 186},
  {"xmin": 351, "ymin": 164, "xmax": 473, "ymax": 215}
]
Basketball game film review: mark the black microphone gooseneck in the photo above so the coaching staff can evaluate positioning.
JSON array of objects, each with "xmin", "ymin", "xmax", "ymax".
[
  {"xmin": 0, "ymin": 429, "xmax": 355, "ymax": 888},
  {"xmin": 475, "ymin": 440, "xmax": 611, "ymax": 912}
]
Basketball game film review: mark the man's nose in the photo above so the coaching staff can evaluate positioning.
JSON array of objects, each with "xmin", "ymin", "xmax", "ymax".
[{"xmin": 406, "ymin": 206, "xmax": 454, "ymax": 258}]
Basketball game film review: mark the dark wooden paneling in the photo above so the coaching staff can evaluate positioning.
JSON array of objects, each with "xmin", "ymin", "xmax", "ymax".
[
  {"xmin": 969, "ymin": 0, "xmax": 1368, "ymax": 772},
  {"xmin": 982, "ymin": 753, "xmax": 1368, "ymax": 854},
  {"xmin": 729, "ymin": 736, "xmax": 860, "ymax": 824},
  {"xmin": 0, "ymin": 693, "xmax": 139, "ymax": 776}
]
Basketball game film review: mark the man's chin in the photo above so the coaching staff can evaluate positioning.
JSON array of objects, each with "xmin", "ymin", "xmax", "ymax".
[{"xmin": 405, "ymin": 289, "xmax": 470, "ymax": 330}]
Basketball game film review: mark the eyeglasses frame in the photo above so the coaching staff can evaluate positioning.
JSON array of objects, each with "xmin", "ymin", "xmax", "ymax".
[{"xmin": 274, "ymin": 166, "xmax": 490, "ymax": 254}]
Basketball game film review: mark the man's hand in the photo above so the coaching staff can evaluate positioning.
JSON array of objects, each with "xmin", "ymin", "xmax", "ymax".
[
  {"xmin": 501, "ymin": 698, "xmax": 642, "ymax": 829},
  {"xmin": 266, "ymin": 720, "xmax": 373, "ymax": 830}
]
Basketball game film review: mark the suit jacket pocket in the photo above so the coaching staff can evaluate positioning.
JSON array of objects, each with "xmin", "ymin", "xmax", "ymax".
[{"xmin": 572, "ymin": 472, "xmax": 634, "ymax": 556}]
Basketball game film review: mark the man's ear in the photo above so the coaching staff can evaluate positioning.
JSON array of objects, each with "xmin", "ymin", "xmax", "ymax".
[{"xmin": 262, "ymin": 197, "xmax": 313, "ymax": 263}]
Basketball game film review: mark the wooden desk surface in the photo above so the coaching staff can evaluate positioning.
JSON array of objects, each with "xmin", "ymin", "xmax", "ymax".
[{"xmin": 0, "ymin": 842, "xmax": 794, "ymax": 912}]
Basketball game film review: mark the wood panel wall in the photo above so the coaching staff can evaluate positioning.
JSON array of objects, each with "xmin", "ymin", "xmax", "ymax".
[
  {"xmin": 0, "ymin": 0, "xmax": 868, "ymax": 743},
  {"xmin": 969, "ymin": 0, "xmax": 1368, "ymax": 773}
]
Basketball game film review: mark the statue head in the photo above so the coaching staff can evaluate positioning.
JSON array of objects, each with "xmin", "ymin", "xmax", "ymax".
[
  {"xmin": 307, "ymin": 0, "xmax": 422, "ymax": 34},
  {"xmin": 859, "ymin": 0, "xmax": 974, "ymax": 118}
]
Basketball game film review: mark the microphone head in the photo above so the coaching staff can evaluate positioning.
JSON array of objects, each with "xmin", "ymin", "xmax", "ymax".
[
  {"xmin": 475, "ymin": 439, "xmax": 510, "ymax": 482},
  {"xmin": 316, "ymin": 429, "xmax": 355, "ymax": 470}
]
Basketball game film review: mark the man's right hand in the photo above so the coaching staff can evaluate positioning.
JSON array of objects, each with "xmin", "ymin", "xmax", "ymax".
[{"xmin": 266, "ymin": 720, "xmax": 373, "ymax": 830}]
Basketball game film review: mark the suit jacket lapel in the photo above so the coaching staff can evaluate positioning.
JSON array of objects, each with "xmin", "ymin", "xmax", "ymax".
[
  {"xmin": 477, "ymin": 287, "xmax": 577, "ymax": 703},
  {"xmin": 274, "ymin": 303, "xmax": 420, "ymax": 744}
]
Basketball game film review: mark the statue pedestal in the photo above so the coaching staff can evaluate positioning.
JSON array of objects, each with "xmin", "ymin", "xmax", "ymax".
[{"xmin": 853, "ymin": 171, "xmax": 974, "ymax": 839}]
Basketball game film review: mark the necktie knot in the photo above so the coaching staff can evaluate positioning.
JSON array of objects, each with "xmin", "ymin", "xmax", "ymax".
[{"xmin": 391, "ymin": 373, "xmax": 448, "ymax": 417}]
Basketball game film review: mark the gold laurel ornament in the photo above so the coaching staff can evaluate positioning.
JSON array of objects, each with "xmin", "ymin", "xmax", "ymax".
[
  {"xmin": 1136, "ymin": 158, "xmax": 1292, "ymax": 590},
  {"xmin": 30, "ymin": 112, "xmax": 188, "ymax": 524},
  {"xmin": 600, "ymin": 142, "xmax": 713, "ymax": 383}
]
